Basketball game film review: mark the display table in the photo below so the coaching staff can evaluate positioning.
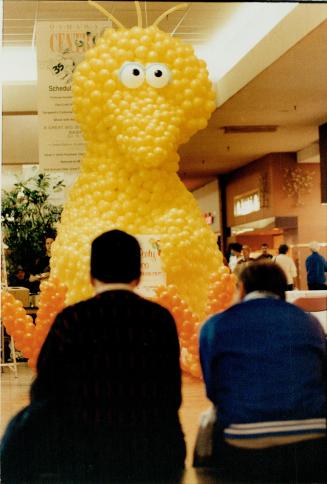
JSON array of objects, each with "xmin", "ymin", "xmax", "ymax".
[{"xmin": 286, "ymin": 290, "xmax": 327, "ymax": 334}]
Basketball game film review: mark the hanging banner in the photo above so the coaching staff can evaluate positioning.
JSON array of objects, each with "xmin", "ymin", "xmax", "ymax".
[
  {"xmin": 36, "ymin": 21, "xmax": 110, "ymax": 172},
  {"xmin": 136, "ymin": 235, "xmax": 166, "ymax": 298}
]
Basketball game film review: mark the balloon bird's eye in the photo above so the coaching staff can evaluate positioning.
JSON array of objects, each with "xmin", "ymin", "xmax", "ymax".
[
  {"xmin": 118, "ymin": 62, "xmax": 145, "ymax": 89},
  {"xmin": 146, "ymin": 63, "xmax": 171, "ymax": 88}
]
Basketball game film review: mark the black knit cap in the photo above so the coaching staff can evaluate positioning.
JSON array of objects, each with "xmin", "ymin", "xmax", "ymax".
[{"xmin": 90, "ymin": 230, "xmax": 141, "ymax": 283}]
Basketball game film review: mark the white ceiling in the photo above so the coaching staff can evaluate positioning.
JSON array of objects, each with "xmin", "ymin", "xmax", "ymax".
[
  {"xmin": 180, "ymin": 16, "xmax": 327, "ymax": 174},
  {"xmin": 3, "ymin": 1, "xmax": 238, "ymax": 45},
  {"xmin": 2, "ymin": 1, "xmax": 327, "ymax": 181}
]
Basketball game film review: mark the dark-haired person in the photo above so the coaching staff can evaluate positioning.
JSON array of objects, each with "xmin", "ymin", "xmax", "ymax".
[
  {"xmin": 199, "ymin": 261, "xmax": 326, "ymax": 482},
  {"xmin": 256, "ymin": 242, "xmax": 273, "ymax": 260},
  {"xmin": 228, "ymin": 242, "xmax": 243, "ymax": 272},
  {"xmin": 1, "ymin": 230, "xmax": 186, "ymax": 482},
  {"xmin": 273, "ymin": 243, "xmax": 297, "ymax": 290},
  {"xmin": 9, "ymin": 265, "xmax": 31, "ymax": 290},
  {"xmin": 29, "ymin": 235, "xmax": 55, "ymax": 292}
]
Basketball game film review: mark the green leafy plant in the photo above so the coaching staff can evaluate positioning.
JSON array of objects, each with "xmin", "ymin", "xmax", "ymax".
[{"xmin": 2, "ymin": 173, "xmax": 64, "ymax": 275}]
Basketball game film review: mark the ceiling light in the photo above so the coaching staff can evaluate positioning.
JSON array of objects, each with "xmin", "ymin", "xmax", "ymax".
[{"xmin": 1, "ymin": 47, "xmax": 37, "ymax": 83}]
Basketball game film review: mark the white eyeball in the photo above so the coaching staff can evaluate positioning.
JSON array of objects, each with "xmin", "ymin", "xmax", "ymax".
[
  {"xmin": 118, "ymin": 62, "xmax": 145, "ymax": 89},
  {"xmin": 145, "ymin": 63, "xmax": 171, "ymax": 88}
]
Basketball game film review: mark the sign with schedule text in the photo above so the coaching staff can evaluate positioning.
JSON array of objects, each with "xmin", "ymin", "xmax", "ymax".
[{"xmin": 36, "ymin": 21, "xmax": 110, "ymax": 172}]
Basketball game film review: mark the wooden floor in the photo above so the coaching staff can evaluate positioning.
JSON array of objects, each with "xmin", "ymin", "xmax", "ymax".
[{"xmin": 0, "ymin": 364, "xmax": 210, "ymax": 469}]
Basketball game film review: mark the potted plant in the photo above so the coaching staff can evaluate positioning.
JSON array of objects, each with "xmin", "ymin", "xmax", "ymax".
[{"xmin": 2, "ymin": 172, "xmax": 64, "ymax": 280}]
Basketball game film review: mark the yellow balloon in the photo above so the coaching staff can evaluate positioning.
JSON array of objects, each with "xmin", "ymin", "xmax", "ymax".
[{"xmin": 50, "ymin": 24, "xmax": 227, "ymax": 322}]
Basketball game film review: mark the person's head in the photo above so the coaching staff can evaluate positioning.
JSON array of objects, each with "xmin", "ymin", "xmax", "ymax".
[
  {"xmin": 90, "ymin": 229, "xmax": 141, "ymax": 286},
  {"xmin": 230, "ymin": 243, "xmax": 243, "ymax": 256},
  {"xmin": 261, "ymin": 243, "xmax": 269, "ymax": 254},
  {"xmin": 238, "ymin": 261, "xmax": 287, "ymax": 300},
  {"xmin": 45, "ymin": 237, "xmax": 55, "ymax": 256},
  {"xmin": 278, "ymin": 244, "xmax": 289, "ymax": 255},
  {"xmin": 16, "ymin": 266, "xmax": 25, "ymax": 280},
  {"xmin": 308, "ymin": 241, "xmax": 320, "ymax": 253},
  {"xmin": 242, "ymin": 245, "xmax": 251, "ymax": 260}
]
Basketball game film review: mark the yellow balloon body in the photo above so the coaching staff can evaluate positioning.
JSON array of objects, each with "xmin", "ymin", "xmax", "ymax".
[{"xmin": 51, "ymin": 26, "xmax": 222, "ymax": 318}]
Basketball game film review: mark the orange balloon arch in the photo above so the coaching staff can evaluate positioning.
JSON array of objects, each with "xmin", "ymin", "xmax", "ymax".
[
  {"xmin": 1, "ymin": 277, "xmax": 67, "ymax": 369},
  {"xmin": 155, "ymin": 266, "xmax": 236, "ymax": 378}
]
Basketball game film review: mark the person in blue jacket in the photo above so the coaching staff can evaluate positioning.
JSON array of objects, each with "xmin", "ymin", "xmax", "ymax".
[
  {"xmin": 306, "ymin": 241, "xmax": 327, "ymax": 290},
  {"xmin": 199, "ymin": 261, "xmax": 326, "ymax": 482}
]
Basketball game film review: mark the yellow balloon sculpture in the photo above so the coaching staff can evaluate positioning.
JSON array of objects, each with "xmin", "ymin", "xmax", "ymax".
[
  {"xmin": 53, "ymin": 1, "xmax": 219, "ymax": 312},
  {"xmin": 2, "ymin": 1, "xmax": 236, "ymax": 377}
]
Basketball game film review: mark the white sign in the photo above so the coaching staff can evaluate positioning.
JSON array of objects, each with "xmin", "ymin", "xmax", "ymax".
[
  {"xmin": 36, "ymin": 21, "xmax": 110, "ymax": 172},
  {"xmin": 234, "ymin": 190, "xmax": 260, "ymax": 216},
  {"xmin": 135, "ymin": 235, "xmax": 166, "ymax": 298}
]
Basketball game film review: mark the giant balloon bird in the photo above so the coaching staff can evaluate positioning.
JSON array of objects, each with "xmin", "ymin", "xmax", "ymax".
[{"xmin": 2, "ymin": 1, "xmax": 235, "ymax": 377}]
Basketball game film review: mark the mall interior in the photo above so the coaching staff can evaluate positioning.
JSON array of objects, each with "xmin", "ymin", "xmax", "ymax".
[{"xmin": 1, "ymin": 1, "xmax": 327, "ymax": 483}]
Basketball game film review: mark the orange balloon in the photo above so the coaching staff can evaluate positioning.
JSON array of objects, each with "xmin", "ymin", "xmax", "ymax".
[
  {"xmin": 22, "ymin": 346, "xmax": 34, "ymax": 358},
  {"xmin": 24, "ymin": 322, "xmax": 36, "ymax": 332},
  {"xmin": 14, "ymin": 307, "xmax": 26, "ymax": 318},
  {"xmin": 23, "ymin": 332, "xmax": 34, "ymax": 346}
]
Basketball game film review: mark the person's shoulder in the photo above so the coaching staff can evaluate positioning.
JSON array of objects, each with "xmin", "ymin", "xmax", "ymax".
[
  {"xmin": 57, "ymin": 295, "xmax": 96, "ymax": 319},
  {"xmin": 140, "ymin": 296, "xmax": 174, "ymax": 319},
  {"xmin": 283, "ymin": 301, "xmax": 326, "ymax": 336},
  {"xmin": 236, "ymin": 298, "xmax": 291, "ymax": 318},
  {"xmin": 282, "ymin": 299, "xmax": 321, "ymax": 321},
  {"xmin": 202, "ymin": 302, "xmax": 244, "ymax": 329}
]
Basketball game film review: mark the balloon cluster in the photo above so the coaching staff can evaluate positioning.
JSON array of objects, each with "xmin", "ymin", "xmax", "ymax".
[
  {"xmin": 31, "ymin": 277, "xmax": 67, "ymax": 368},
  {"xmin": 34, "ymin": 22, "xmax": 232, "ymax": 378},
  {"xmin": 205, "ymin": 267, "xmax": 237, "ymax": 315},
  {"xmin": 72, "ymin": 26, "xmax": 216, "ymax": 170},
  {"xmin": 1, "ymin": 278, "xmax": 67, "ymax": 369},
  {"xmin": 155, "ymin": 268, "xmax": 236, "ymax": 378},
  {"xmin": 51, "ymin": 24, "xmax": 220, "ymax": 318},
  {"xmin": 1, "ymin": 291, "xmax": 36, "ymax": 362}
]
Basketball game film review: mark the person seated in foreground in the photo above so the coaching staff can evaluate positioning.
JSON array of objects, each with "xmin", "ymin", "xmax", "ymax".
[
  {"xmin": 199, "ymin": 261, "xmax": 326, "ymax": 483},
  {"xmin": 1, "ymin": 230, "xmax": 186, "ymax": 482}
]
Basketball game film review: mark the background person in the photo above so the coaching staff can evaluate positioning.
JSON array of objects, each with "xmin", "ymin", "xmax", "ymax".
[
  {"xmin": 256, "ymin": 242, "xmax": 273, "ymax": 260},
  {"xmin": 8, "ymin": 265, "xmax": 31, "ymax": 290},
  {"xmin": 1, "ymin": 230, "xmax": 186, "ymax": 482},
  {"xmin": 306, "ymin": 241, "xmax": 327, "ymax": 290},
  {"xmin": 273, "ymin": 244, "xmax": 297, "ymax": 290},
  {"xmin": 29, "ymin": 235, "xmax": 55, "ymax": 292},
  {"xmin": 199, "ymin": 261, "xmax": 326, "ymax": 482},
  {"xmin": 228, "ymin": 243, "xmax": 243, "ymax": 272}
]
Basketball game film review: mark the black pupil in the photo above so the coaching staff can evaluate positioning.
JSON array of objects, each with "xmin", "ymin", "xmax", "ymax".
[
  {"xmin": 133, "ymin": 68, "xmax": 140, "ymax": 76},
  {"xmin": 154, "ymin": 70, "xmax": 163, "ymax": 77}
]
